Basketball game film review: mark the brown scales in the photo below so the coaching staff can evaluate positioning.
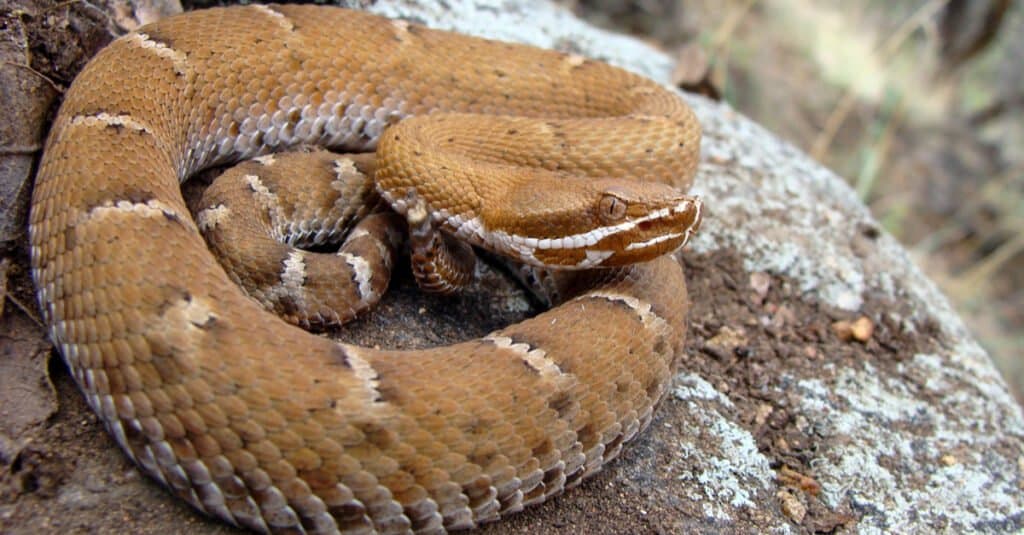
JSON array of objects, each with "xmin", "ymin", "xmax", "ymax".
[
  {"xmin": 198, "ymin": 151, "xmax": 403, "ymax": 328},
  {"xmin": 29, "ymin": 4, "xmax": 701, "ymax": 534}
]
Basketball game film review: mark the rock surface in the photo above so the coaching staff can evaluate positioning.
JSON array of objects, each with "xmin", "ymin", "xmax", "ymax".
[{"xmin": 1, "ymin": 0, "xmax": 1022, "ymax": 533}]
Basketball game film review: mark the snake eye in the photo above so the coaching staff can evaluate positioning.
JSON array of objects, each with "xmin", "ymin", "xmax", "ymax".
[{"xmin": 599, "ymin": 194, "xmax": 627, "ymax": 223}]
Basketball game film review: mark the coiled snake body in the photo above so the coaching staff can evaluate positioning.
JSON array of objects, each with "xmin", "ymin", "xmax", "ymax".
[{"xmin": 29, "ymin": 4, "xmax": 702, "ymax": 534}]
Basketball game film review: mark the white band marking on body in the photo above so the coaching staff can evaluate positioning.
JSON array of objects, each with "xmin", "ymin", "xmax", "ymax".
[
  {"xmin": 280, "ymin": 250, "xmax": 307, "ymax": 293},
  {"xmin": 71, "ymin": 113, "xmax": 152, "ymax": 134},
  {"xmin": 337, "ymin": 344, "xmax": 383, "ymax": 405},
  {"xmin": 253, "ymin": 154, "xmax": 276, "ymax": 166},
  {"xmin": 87, "ymin": 199, "xmax": 186, "ymax": 225},
  {"xmin": 485, "ymin": 334, "xmax": 565, "ymax": 381},
  {"xmin": 126, "ymin": 33, "xmax": 188, "ymax": 75},
  {"xmin": 580, "ymin": 291, "xmax": 664, "ymax": 331},
  {"xmin": 338, "ymin": 251, "xmax": 375, "ymax": 299},
  {"xmin": 196, "ymin": 204, "xmax": 231, "ymax": 231},
  {"xmin": 250, "ymin": 4, "xmax": 294, "ymax": 32}
]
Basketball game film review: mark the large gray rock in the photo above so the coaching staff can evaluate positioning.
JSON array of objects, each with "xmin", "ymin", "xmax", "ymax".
[{"xmin": 1, "ymin": 0, "xmax": 1021, "ymax": 533}]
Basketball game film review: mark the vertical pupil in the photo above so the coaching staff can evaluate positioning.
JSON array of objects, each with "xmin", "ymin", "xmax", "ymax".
[{"xmin": 601, "ymin": 196, "xmax": 624, "ymax": 220}]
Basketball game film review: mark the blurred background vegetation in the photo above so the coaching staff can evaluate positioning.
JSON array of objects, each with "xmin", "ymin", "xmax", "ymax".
[{"xmin": 564, "ymin": 0, "xmax": 1024, "ymax": 403}]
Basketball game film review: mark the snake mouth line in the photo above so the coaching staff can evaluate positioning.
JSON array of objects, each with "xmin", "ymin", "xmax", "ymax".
[{"xmin": 624, "ymin": 231, "xmax": 685, "ymax": 251}]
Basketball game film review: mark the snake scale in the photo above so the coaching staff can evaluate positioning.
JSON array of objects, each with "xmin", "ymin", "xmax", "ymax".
[{"xmin": 29, "ymin": 4, "xmax": 703, "ymax": 534}]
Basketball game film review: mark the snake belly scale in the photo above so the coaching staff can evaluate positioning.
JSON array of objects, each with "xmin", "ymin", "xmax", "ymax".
[{"xmin": 29, "ymin": 4, "xmax": 702, "ymax": 534}]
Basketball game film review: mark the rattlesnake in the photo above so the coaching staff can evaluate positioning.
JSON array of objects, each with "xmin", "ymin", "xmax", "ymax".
[{"xmin": 29, "ymin": 4, "xmax": 702, "ymax": 534}]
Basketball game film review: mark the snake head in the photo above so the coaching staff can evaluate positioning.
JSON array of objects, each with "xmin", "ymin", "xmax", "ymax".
[{"xmin": 485, "ymin": 176, "xmax": 703, "ymax": 269}]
